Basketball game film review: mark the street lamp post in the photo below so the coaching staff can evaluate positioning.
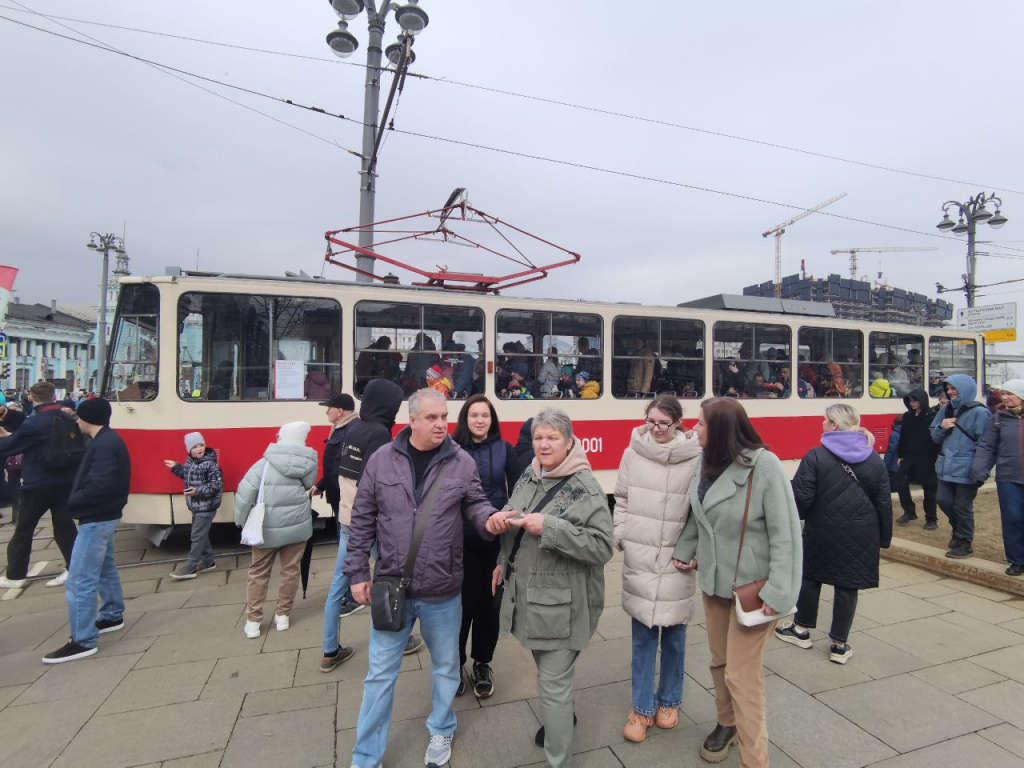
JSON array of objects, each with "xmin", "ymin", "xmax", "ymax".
[
  {"xmin": 326, "ymin": 0, "xmax": 428, "ymax": 282},
  {"xmin": 86, "ymin": 232, "xmax": 125, "ymax": 392},
  {"xmin": 936, "ymin": 192, "xmax": 1009, "ymax": 307}
]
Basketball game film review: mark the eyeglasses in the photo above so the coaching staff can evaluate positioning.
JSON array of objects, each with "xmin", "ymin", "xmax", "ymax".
[{"xmin": 644, "ymin": 418, "xmax": 675, "ymax": 431}]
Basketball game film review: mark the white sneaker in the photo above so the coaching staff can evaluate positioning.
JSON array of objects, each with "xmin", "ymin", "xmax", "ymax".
[
  {"xmin": 424, "ymin": 733, "xmax": 453, "ymax": 767},
  {"xmin": 274, "ymin": 614, "xmax": 290, "ymax": 632},
  {"xmin": 244, "ymin": 620, "xmax": 261, "ymax": 639},
  {"xmin": 0, "ymin": 575, "xmax": 28, "ymax": 589},
  {"xmin": 46, "ymin": 570, "xmax": 68, "ymax": 587}
]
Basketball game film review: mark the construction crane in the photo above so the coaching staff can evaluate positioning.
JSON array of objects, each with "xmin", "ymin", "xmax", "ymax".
[
  {"xmin": 828, "ymin": 246, "xmax": 938, "ymax": 281},
  {"xmin": 763, "ymin": 193, "xmax": 847, "ymax": 298}
]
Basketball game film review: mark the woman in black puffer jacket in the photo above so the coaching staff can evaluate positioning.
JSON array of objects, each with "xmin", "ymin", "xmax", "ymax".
[{"xmin": 775, "ymin": 404, "xmax": 892, "ymax": 665}]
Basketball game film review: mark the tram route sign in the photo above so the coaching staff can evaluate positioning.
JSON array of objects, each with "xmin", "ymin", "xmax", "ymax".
[{"xmin": 957, "ymin": 302, "xmax": 1017, "ymax": 343}]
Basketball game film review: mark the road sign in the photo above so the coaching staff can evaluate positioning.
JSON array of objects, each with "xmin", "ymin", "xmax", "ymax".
[
  {"xmin": 983, "ymin": 328, "xmax": 1017, "ymax": 343},
  {"xmin": 957, "ymin": 302, "xmax": 1017, "ymax": 334},
  {"xmin": 0, "ymin": 331, "xmax": 6, "ymax": 360}
]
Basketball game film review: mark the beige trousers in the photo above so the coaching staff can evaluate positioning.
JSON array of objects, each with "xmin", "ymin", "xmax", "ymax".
[
  {"xmin": 703, "ymin": 593, "xmax": 776, "ymax": 768},
  {"xmin": 246, "ymin": 542, "xmax": 306, "ymax": 622}
]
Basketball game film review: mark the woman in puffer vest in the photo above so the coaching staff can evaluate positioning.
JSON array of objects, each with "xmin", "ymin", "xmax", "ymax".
[
  {"xmin": 234, "ymin": 421, "xmax": 318, "ymax": 640},
  {"xmin": 613, "ymin": 394, "xmax": 701, "ymax": 743}
]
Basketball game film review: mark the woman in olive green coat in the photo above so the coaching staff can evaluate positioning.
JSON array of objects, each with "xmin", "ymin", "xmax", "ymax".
[{"xmin": 489, "ymin": 408, "xmax": 614, "ymax": 768}]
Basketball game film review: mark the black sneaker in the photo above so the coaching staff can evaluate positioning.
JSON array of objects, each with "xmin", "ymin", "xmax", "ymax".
[
  {"xmin": 948, "ymin": 536, "xmax": 960, "ymax": 550},
  {"xmin": 403, "ymin": 634, "xmax": 423, "ymax": 655},
  {"xmin": 774, "ymin": 623, "xmax": 812, "ymax": 649},
  {"xmin": 320, "ymin": 646, "xmax": 355, "ymax": 673},
  {"xmin": 699, "ymin": 723, "xmax": 738, "ymax": 762},
  {"xmin": 197, "ymin": 561, "xmax": 217, "ymax": 574},
  {"xmin": 168, "ymin": 565, "xmax": 198, "ymax": 580},
  {"xmin": 472, "ymin": 662, "xmax": 494, "ymax": 698},
  {"xmin": 1006, "ymin": 564, "xmax": 1024, "ymax": 576},
  {"xmin": 96, "ymin": 618, "xmax": 124, "ymax": 635},
  {"xmin": 895, "ymin": 513, "xmax": 918, "ymax": 525},
  {"xmin": 535, "ymin": 713, "xmax": 577, "ymax": 747},
  {"xmin": 946, "ymin": 540, "xmax": 973, "ymax": 559},
  {"xmin": 338, "ymin": 599, "xmax": 366, "ymax": 619},
  {"xmin": 456, "ymin": 666, "xmax": 467, "ymax": 697},
  {"xmin": 829, "ymin": 642, "xmax": 853, "ymax": 664},
  {"xmin": 42, "ymin": 640, "xmax": 97, "ymax": 665},
  {"xmin": 923, "ymin": 520, "xmax": 938, "ymax": 531}
]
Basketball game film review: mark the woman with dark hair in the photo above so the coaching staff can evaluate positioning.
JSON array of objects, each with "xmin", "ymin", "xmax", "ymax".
[
  {"xmin": 451, "ymin": 394, "xmax": 519, "ymax": 698},
  {"xmin": 672, "ymin": 397, "xmax": 801, "ymax": 767},
  {"xmin": 614, "ymin": 394, "xmax": 701, "ymax": 742}
]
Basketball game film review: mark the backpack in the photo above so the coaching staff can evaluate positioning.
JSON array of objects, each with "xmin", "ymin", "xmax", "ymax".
[{"xmin": 39, "ymin": 411, "xmax": 86, "ymax": 469}]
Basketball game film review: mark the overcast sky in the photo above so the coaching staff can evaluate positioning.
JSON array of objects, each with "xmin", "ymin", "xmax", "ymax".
[{"xmin": 1, "ymin": 1, "xmax": 1021, "ymax": 358}]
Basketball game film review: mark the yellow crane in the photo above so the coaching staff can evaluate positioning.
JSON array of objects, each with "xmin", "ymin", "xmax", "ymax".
[
  {"xmin": 763, "ymin": 193, "xmax": 847, "ymax": 297},
  {"xmin": 828, "ymin": 245, "xmax": 938, "ymax": 281}
]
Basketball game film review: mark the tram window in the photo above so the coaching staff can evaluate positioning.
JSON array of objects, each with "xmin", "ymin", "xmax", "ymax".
[
  {"xmin": 177, "ymin": 293, "xmax": 341, "ymax": 401},
  {"xmin": 928, "ymin": 337, "xmax": 977, "ymax": 393},
  {"xmin": 712, "ymin": 322, "xmax": 791, "ymax": 399},
  {"xmin": 796, "ymin": 328, "xmax": 863, "ymax": 399},
  {"xmin": 611, "ymin": 316, "xmax": 704, "ymax": 398},
  {"xmin": 495, "ymin": 310, "xmax": 603, "ymax": 399},
  {"xmin": 868, "ymin": 331, "xmax": 924, "ymax": 399},
  {"xmin": 105, "ymin": 283, "xmax": 160, "ymax": 402},
  {"xmin": 354, "ymin": 301, "xmax": 483, "ymax": 399}
]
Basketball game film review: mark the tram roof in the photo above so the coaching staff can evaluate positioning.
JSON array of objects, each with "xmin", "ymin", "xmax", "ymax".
[{"xmin": 137, "ymin": 269, "xmax": 962, "ymax": 333}]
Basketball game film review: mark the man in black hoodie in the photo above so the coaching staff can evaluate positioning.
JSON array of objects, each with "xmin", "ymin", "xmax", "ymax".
[
  {"xmin": 0, "ymin": 381, "xmax": 82, "ymax": 589},
  {"xmin": 42, "ymin": 397, "xmax": 129, "ymax": 663},
  {"xmin": 895, "ymin": 388, "xmax": 940, "ymax": 529},
  {"xmin": 320, "ymin": 379, "xmax": 422, "ymax": 671}
]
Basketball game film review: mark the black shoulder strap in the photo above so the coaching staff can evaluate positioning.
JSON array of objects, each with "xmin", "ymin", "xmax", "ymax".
[
  {"xmin": 400, "ymin": 462, "xmax": 449, "ymax": 584},
  {"xmin": 503, "ymin": 475, "xmax": 572, "ymax": 580}
]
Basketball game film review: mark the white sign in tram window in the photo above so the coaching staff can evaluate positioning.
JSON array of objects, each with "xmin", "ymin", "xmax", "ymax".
[
  {"xmin": 274, "ymin": 359, "xmax": 305, "ymax": 400},
  {"xmin": 956, "ymin": 302, "xmax": 1017, "ymax": 332}
]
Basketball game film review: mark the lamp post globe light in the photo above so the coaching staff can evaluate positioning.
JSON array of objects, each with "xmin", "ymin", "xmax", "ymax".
[
  {"xmin": 86, "ymin": 232, "xmax": 125, "ymax": 392},
  {"xmin": 326, "ymin": 0, "xmax": 428, "ymax": 282},
  {"xmin": 936, "ymin": 192, "xmax": 1009, "ymax": 308}
]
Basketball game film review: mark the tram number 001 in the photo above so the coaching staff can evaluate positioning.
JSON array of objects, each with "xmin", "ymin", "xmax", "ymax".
[{"xmin": 578, "ymin": 437, "xmax": 603, "ymax": 454}]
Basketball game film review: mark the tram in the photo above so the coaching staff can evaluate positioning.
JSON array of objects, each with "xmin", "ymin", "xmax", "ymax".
[{"xmin": 102, "ymin": 269, "xmax": 983, "ymax": 525}]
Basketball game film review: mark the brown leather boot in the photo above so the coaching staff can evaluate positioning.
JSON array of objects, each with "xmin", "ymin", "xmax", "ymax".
[
  {"xmin": 623, "ymin": 710, "xmax": 655, "ymax": 742},
  {"xmin": 655, "ymin": 706, "xmax": 679, "ymax": 729}
]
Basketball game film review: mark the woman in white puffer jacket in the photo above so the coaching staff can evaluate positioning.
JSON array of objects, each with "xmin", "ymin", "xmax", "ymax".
[{"xmin": 613, "ymin": 394, "xmax": 701, "ymax": 743}]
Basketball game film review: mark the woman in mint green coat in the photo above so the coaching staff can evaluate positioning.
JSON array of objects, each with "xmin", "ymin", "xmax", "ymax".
[{"xmin": 673, "ymin": 397, "xmax": 801, "ymax": 767}]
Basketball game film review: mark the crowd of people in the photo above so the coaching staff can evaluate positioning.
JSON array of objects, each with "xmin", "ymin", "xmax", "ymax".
[{"xmin": 4, "ymin": 369, "xmax": 1024, "ymax": 768}]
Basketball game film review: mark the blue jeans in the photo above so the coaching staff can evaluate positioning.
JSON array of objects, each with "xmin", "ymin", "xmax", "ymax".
[
  {"xmin": 66, "ymin": 519, "xmax": 124, "ymax": 650},
  {"xmin": 351, "ymin": 594, "xmax": 461, "ymax": 768},
  {"xmin": 322, "ymin": 523, "xmax": 357, "ymax": 654},
  {"xmin": 631, "ymin": 618, "xmax": 687, "ymax": 716},
  {"xmin": 937, "ymin": 480, "xmax": 979, "ymax": 541},
  {"xmin": 997, "ymin": 482, "xmax": 1024, "ymax": 566}
]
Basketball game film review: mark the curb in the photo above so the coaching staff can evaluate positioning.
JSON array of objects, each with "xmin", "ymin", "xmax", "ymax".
[{"xmin": 885, "ymin": 537, "xmax": 1024, "ymax": 598}]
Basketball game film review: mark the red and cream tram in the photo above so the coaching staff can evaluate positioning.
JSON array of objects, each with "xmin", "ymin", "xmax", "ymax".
[{"xmin": 103, "ymin": 270, "xmax": 982, "ymax": 525}]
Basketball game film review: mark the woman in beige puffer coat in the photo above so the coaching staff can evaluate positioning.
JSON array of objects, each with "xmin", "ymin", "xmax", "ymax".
[{"xmin": 613, "ymin": 394, "xmax": 701, "ymax": 743}]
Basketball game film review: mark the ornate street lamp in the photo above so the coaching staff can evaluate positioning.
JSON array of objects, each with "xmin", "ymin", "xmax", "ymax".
[
  {"xmin": 325, "ymin": 0, "xmax": 428, "ymax": 281},
  {"xmin": 86, "ymin": 232, "xmax": 125, "ymax": 391},
  {"xmin": 936, "ymin": 192, "xmax": 1009, "ymax": 307}
]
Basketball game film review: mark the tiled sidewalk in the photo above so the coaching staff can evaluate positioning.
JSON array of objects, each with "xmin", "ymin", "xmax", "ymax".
[{"xmin": 2, "ymin": 521, "xmax": 1024, "ymax": 767}]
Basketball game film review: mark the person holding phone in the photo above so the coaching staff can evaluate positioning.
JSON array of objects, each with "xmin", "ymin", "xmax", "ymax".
[{"xmin": 163, "ymin": 432, "xmax": 223, "ymax": 580}]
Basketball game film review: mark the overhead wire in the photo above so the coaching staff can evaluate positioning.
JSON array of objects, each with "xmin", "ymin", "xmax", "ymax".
[
  {"xmin": 0, "ymin": 2, "xmax": 1020, "ymax": 196},
  {"xmin": 5, "ymin": 8, "xmax": 1024, "ymax": 257},
  {"xmin": 0, "ymin": 6, "xmax": 361, "ymax": 153}
]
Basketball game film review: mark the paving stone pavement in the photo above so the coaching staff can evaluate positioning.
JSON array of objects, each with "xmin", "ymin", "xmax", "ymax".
[{"xmin": 3, "ymin": 520, "xmax": 1024, "ymax": 767}]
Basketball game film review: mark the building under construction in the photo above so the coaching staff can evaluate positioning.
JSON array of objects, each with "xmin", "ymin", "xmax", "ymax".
[{"xmin": 743, "ymin": 273, "xmax": 954, "ymax": 327}]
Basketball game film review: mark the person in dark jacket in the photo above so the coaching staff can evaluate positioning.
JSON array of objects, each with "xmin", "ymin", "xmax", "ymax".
[
  {"xmin": 512, "ymin": 417, "xmax": 535, "ymax": 479},
  {"xmin": 163, "ymin": 432, "xmax": 224, "ymax": 580},
  {"xmin": 894, "ymin": 388, "xmax": 940, "ymax": 529},
  {"xmin": 320, "ymin": 380, "xmax": 411, "ymax": 672},
  {"xmin": 0, "ymin": 381, "xmax": 81, "ymax": 589},
  {"xmin": 776, "ymin": 403, "xmax": 892, "ymax": 665},
  {"xmin": 884, "ymin": 416, "xmax": 902, "ymax": 480},
  {"xmin": 971, "ymin": 379, "xmax": 1024, "ymax": 576},
  {"xmin": 345, "ymin": 388, "xmax": 502, "ymax": 768},
  {"xmin": 930, "ymin": 374, "xmax": 990, "ymax": 558},
  {"xmin": 451, "ymin": 394, "xmax": 519, "ymax": 699},
  {"xmin": 42, "ymin": 398, "xmax": 129, "ymax": 663},
  {"xmin": 0, "ymin": 396, "xmax": 26, "ymax": 517}
]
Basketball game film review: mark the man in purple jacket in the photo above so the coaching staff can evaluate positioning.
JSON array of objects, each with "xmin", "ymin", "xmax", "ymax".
[{"xmin": 345, "ymin": 388, "xmax": 503, "ymax": 768}]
